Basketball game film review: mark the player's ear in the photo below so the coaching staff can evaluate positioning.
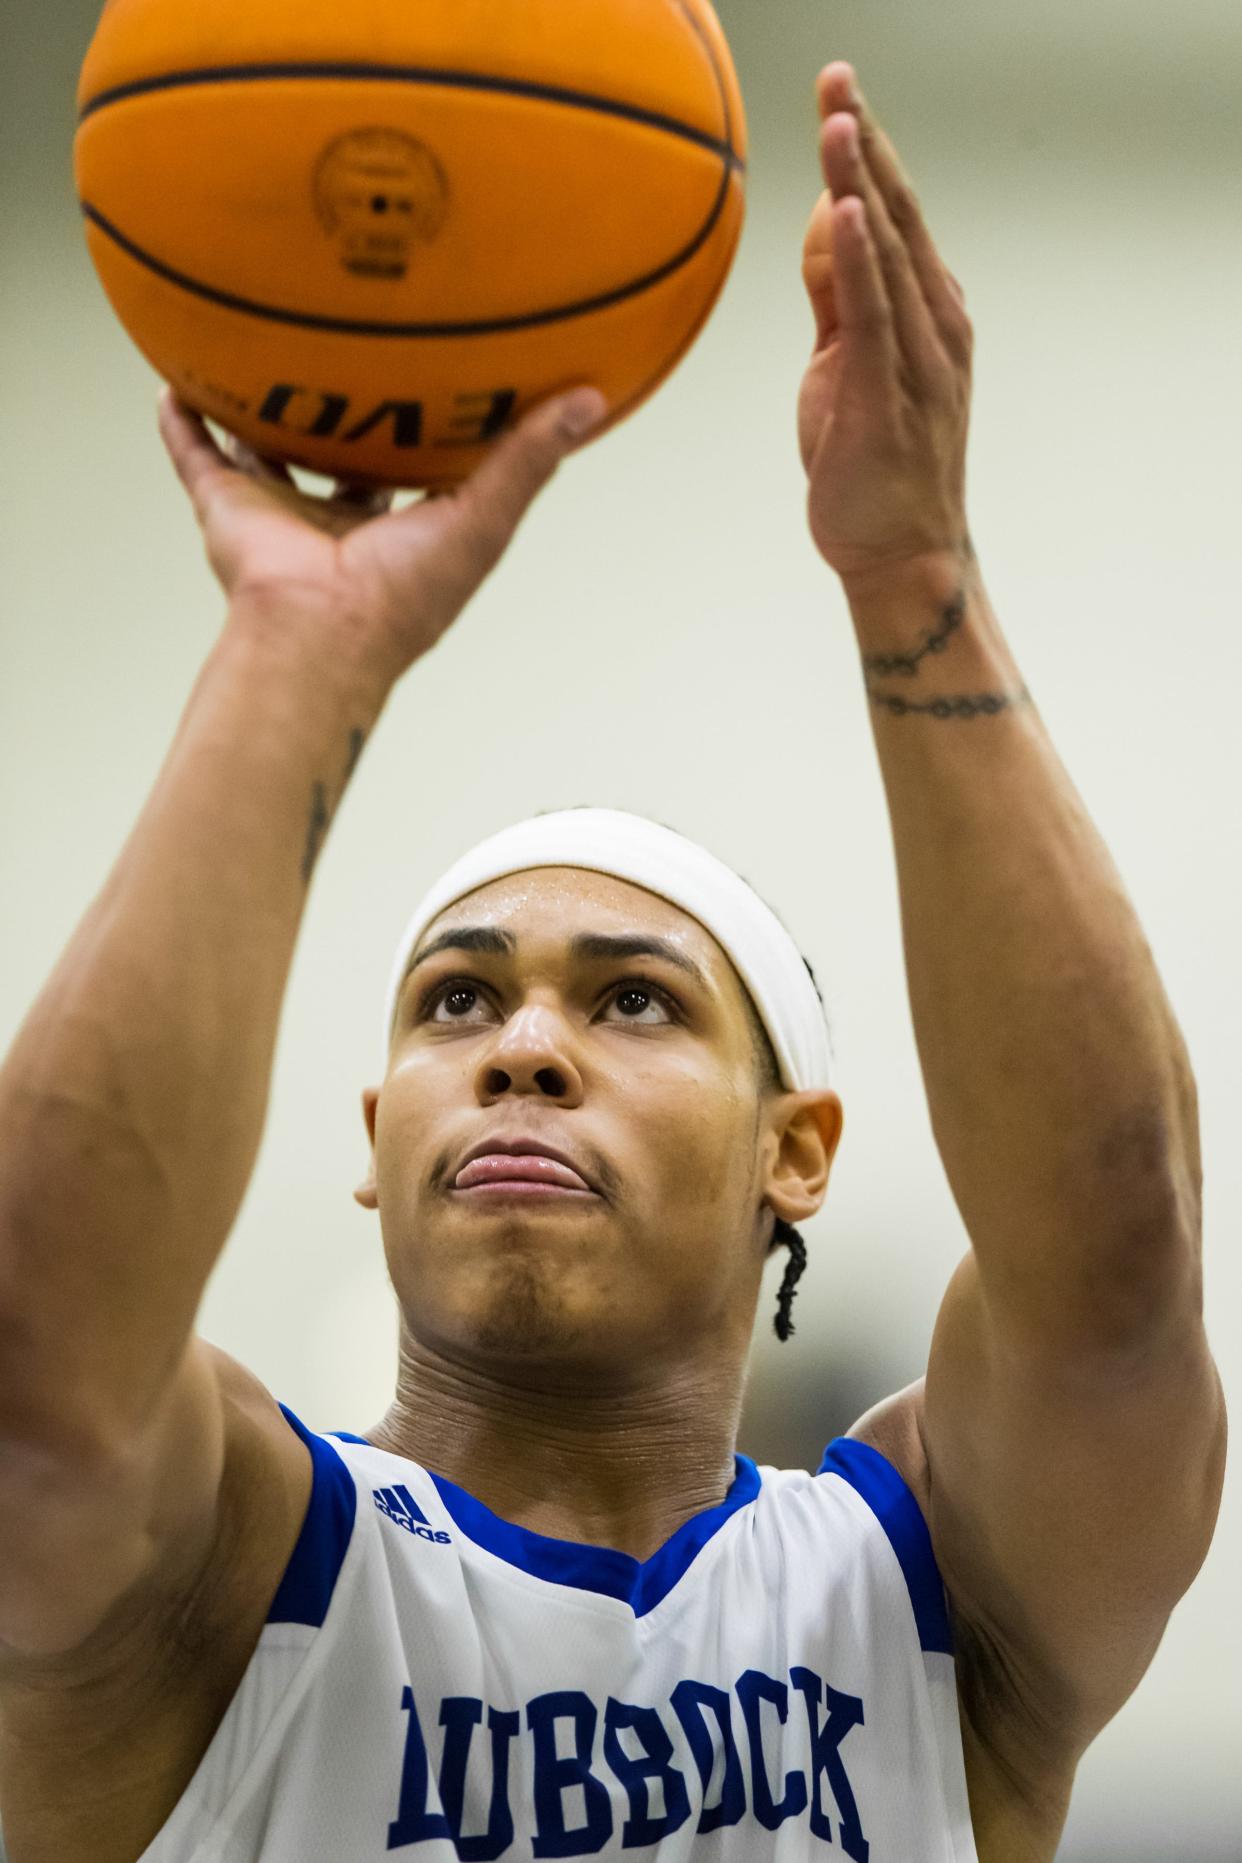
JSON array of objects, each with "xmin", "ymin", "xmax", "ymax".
[
  {"xmin": 354, "ymin": 1086, "xmax": 381, "ymax": 1210},
  {"xmin": 763, "ymin": 1090, "xmax": 843, "ymax": 1227}
]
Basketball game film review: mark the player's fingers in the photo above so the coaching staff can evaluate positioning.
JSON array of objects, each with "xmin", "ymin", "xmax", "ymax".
[
  {"xmin": 224, "ymin": 433, "xmax": 298, "ymax": 488},
  {"xmin": 453, "ymin": 387, "xmax": 608, "ymax": 557},
  {"xmin": 820, "ymin": 65, "xmax": 971, "ymax": 353},
  {"xmin": 859, "ymin": 124, "xmax": 972, "ymax": 356},
  {"xmin": 944, "ymin": 269, "xmax": 969, "ymax": 314},
  {"xmin": 831, "ymin": 196, "xmax": 902, "ymax": 397},
  {"xmin": 820, "ymin": 113, "xmax": 948, "ymax": 383},
  {"xmin": 331, "ymin": 480, "xmax": 397, "ymax": 516},
  {"xmin": 818, "ymin": 65, "xmax": 919, "ymax": 197},
  {"xmin": 157, "ymin": 387, "xmax": 237, "ymax": 512}
]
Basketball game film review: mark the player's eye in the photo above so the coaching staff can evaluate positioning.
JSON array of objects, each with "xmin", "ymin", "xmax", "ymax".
[
  {"xmin": 416, "ymin": 980, "xmax": 490, "ymax": 1024},
  {"xmin": 604, "ymin": 981, "xmax": 680, "ymax": 1024},
  {"xmin": 417, "ymin": 977, "xmax": 680, "ymax": 1026}
]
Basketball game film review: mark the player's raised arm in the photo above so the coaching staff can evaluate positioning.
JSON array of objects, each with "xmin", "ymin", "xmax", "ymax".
[
  {"xmin": 0, "ymin": 385, "xmax": 605, "ymax": 1657},
  {"xmin": 799, "ymin": 59, "xmax": 1224, "ymax": 1841}
]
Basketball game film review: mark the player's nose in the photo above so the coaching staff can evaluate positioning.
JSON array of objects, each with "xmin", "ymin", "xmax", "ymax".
[{"xmin": 472, "ymin": 1002, "xmax": 586, "ymax": 1102}]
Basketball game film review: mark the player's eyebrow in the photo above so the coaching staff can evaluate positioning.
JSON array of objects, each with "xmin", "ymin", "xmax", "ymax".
[{"xmin": 403, "ymin": 926, "xmax": 712, "ymax": 995}]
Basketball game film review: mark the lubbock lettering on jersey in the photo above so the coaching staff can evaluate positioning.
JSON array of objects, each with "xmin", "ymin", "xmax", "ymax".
[
  {"xmin": 137, "ymin": 1412, "xmax": 978, "ymax": 1862},
  {"xmin": 390, "ymin": 1666, "xmax": 868, "ymax": 1857}
]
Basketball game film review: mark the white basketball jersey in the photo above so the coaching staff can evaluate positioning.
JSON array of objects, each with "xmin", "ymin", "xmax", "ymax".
[{"xmin": 139, "ymin": 1407, "xmax": 978, "ymax": 1861}]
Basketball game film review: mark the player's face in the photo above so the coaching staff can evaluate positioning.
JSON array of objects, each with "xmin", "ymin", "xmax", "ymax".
[{"xmin": 357, "ymin": 868, "xmax": 831, "ymax": 1380}]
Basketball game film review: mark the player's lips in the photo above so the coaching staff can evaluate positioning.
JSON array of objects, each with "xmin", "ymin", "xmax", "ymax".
[{"xmin": 453, "ymin": 1139, "xmax": 599, "ymax": 1195}]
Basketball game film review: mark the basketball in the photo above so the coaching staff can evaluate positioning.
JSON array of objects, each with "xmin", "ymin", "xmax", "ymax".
[{"xmin": 74, "ymin": 0, "xmax": 748, "ymax": 489}]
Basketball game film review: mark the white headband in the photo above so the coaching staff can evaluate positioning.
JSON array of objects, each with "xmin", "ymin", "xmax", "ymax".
[{"xmin": 381, "ymin": 808, "xmax": 835, "ymax": 1092}]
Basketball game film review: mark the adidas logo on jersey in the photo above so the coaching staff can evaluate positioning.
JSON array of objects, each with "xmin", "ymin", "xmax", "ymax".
[{"xmin": 374, "ymin": 1484, "xmax": 451, "ymax": 1545}]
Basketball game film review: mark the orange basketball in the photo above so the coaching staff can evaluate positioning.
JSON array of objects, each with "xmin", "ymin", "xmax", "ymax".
[{"xmin": 74, "ymin": 0, "xmax": 748, "ymax": 489}]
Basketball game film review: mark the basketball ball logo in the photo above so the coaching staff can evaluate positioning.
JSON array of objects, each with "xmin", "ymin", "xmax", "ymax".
[{"xmin": 313, "ymin": 130, "xmax": 450, "ymax": 281}]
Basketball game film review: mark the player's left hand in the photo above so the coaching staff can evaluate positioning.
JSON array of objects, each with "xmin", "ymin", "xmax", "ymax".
[{"xmin": 798, "ymin": 64, "xmax": 975, "ymax": 593}]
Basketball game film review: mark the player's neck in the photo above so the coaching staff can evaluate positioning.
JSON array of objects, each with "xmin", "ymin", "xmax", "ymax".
[{"xmin": 365, "ymin": 1342, "xmax": 743, "ymax": 1563}]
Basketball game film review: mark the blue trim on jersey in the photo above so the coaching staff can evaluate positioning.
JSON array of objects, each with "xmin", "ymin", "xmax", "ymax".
[
  {"xmin": 266, "ymin": 1404, "xmax": 358, "ymax": 1628},
  {"xmin": 425, "ymin": 1456, "xmax": 761, "ymax": 1617},
  {"xmin": 818, "ymin": 1438, "xmax": 954, "ymax": 1656}
]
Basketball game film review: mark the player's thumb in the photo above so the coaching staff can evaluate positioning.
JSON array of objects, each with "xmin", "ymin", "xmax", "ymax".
[{"xmin": 454, "ymin": 388, "xmax": 608, "ymax": 551}]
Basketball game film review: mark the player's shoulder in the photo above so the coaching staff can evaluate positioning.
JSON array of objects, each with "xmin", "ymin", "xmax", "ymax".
[
  {"xmin": 198, "ymin": 1336, "xmax": 325, "ymax": 1491},
  {"xmin": 840, "ymin": 1377, "xmax": 932, "ymax": 1512},
  {"xmin": 131, "ymin": 1338, "xmax": 317, "ymax": 1651},
  {"xmin": 202, "ymin": 1334, "xmax": 298, "ymax": 1436}
]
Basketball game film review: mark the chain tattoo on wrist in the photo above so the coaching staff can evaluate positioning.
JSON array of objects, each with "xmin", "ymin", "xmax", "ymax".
[
  {"xmin": 302, "ymin": 727, "xmax": 368, "ymax": 885},
  {"xmin": 862, "ymin": 589, "xmax": 1031, "ymax": 721},
  {"xmin": 863, "ymin": 593, "xmax": 966, "ymax": 680}
]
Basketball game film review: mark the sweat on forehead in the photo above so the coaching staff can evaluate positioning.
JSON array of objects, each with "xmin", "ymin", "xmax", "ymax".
[{"xmin": 420, "ymin": 867, "xmax": 717, "ymax": 960}]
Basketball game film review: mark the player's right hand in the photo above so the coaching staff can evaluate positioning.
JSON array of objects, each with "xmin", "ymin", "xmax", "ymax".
[{"xmin": 157, "ymin": 384, "xmax": 608, "ymax": 681}]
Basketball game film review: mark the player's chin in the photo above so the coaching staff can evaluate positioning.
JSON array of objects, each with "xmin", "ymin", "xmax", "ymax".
[{"xmin": 459, "ymin": 1254, "xmax": 610, "ymax": 1364}]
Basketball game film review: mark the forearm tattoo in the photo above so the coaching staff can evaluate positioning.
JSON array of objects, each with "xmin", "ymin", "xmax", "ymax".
[
  {"xmin": 302, "ymin": 727, "xmax": 368, "ymax": 885},
  {"xmin": 863, "ymin": 590, "xmax": 1030, "ymax": 722}
]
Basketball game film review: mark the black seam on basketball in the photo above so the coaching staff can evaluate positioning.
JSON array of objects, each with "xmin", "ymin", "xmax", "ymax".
[
  {"xmin": 604, "ymin": 260, "xmax": 724, "ymax": 431},
  {"xmin": 79, "ymin": 150, "xmax": 739, "ymax": 338},
  {"xmin": 77, "ymin": 61, "xmax": 741, "ymax": 164},
  {"xmin": 672, "ymin": 1, "xmax": 736, "ymax": 153},
  {"xmin": 596, "ymin": 4, "xmax": 740, "ymax": 426}
]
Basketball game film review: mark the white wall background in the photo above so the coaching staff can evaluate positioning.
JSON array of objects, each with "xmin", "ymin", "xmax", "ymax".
[{"xmin": 2, "ymin": 3, "xmax": 1239, "ymax": 1857}]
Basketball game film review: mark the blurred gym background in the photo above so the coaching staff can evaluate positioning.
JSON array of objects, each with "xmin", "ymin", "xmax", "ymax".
[{"xmin": 2, "ymin": 3, "xmax": 1239, "ymax": 1857}]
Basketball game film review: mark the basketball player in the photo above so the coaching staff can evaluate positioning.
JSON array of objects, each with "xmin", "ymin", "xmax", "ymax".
[{"xmin": 0, "ymin": 62, "xmax": 1224, "ymax": 1863}]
